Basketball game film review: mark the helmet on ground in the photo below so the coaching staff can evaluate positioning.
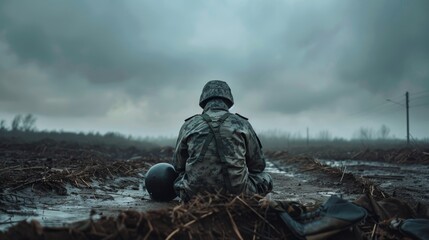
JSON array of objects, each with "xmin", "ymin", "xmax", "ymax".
[
  {"xmin": 199, "ymin": 80, "xmax": 234, "ymax": 108},
  {"xmin": 145, "ymin": 163, "xmax": 178, "ymax": 201}
]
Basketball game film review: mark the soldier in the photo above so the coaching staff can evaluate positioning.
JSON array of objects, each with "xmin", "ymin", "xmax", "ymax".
[{"xmin": 172, "ymin": 80, "xmax": 273, "ymax": 201}]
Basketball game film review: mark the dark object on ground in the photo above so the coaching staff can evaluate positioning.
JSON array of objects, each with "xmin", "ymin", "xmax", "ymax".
[
  {"xmin": 354, "ymin": 193, "xmax": 429, "ymax": 239},
  {"xmin": 279, "ymin": 195, "xmax": 367, "ymax": 240},
  {"xmin": 145, "ymin": 162, "xmax": 178, "ymax": 201},
  {"xmin": 390, "ymin": 219, "xmax": 429, "ymax": 240}
]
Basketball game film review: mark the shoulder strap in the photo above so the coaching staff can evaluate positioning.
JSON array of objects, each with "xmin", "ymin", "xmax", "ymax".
[
  {"xmin": 235, "ymin": 113, "xmax": 248, "ymax": 120},
  {"xmin": 198, "ymin": 114, "xmax": 214, "ymax": 163},
  {"xmin": 198, "ymin": 113, "xmax": 234, "ymax": 193},
  {"xmin": 184, "ymin": 114, "xmax": 199, "ymax": 122}
]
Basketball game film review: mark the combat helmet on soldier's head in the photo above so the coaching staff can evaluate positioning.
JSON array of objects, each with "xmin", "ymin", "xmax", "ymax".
[{"xmin": 199, "ymin": 80, "xmax": 234, "ymax": 108}]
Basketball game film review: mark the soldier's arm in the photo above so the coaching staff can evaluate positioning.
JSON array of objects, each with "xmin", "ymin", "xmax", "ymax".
[
  {"xmin": 245, "ymin": 123, "xmax": 266, "ymax": 173},
  {"xmin": 172, "ymin": 124, "xmax": 189, "ymax": 173}
]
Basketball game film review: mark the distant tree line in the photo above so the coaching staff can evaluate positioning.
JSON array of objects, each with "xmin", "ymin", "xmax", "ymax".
[
  {"xmin": 257, "ymin": 124, "xmax": 429, "ymax": 151},
  {"xmin": 0, "ymin": 114, "xmax": 162, "ymax": 150},
  {"xmin": 1, "ymin": 114, "xmax": 427, "ymax": 151},
  {"xmin": 354, "ymin": 124, "xmax": 391, "ymax": 141},
  {"xmin": 258, "ymin": 124, "xmax": 392, "ymax": 142}
]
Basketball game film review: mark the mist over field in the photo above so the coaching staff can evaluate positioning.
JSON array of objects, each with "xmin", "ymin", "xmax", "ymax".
[{"xmin": 1, "ymin": 0, "xmax": 428, "ymax": 140}]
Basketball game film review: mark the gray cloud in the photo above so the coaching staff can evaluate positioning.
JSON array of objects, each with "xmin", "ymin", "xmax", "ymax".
[
  {"xmin": 0, "ymin": 0, "xmax": 428, "ymax": 138},
  {"xmin": 337, "ymin": 0, "xmax": 429, "ymax": 94}
]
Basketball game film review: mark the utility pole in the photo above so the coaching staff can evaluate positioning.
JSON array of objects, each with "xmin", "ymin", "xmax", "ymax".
[
  {"xmin": 387, "ymin": 92, "xmax": 410, "ymax": 145},
  {"xmin": 406, "ymin": 91, "xmax": 410, "ymax": 145},
  {"xmin": 306, "ymin": 127, "xmax": 309, "ymax": 147}
]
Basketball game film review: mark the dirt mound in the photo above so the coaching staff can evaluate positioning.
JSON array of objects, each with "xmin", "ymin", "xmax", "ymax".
[
  {"xmin": 1, "ymin": 192, "xmax": 423, "ymax": 240},
  {"xmin": 1, "ymin": 194, "xmax": 295, "ymax": 240}
]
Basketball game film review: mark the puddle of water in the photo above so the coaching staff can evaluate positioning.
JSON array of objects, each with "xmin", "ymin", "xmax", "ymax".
[
  {"xmin": 318, "ymin": 159, "xmax": 429, "ymax": 177},
  {"xmin": 319, "ymin": 159, "xmax": 399, "ymax": 168},
  {"xmin": 265, "ymin": 161, "xmax": 295, "ymax": 177},
  {"xmin": 0, "ymin": 175, "xmax": 157, "ymax": 231},
  {"xmin": 317, "ymin": 191, "xmax": 340, "ymax": 197},
  {"xmin": 266, "ymin": 160, "xmax": 352, "ymax": 199}
]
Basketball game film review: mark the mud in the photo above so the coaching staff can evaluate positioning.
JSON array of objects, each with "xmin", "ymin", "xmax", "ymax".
[
  {"xmin": 1, "ymin": 158, "xmax": 345, "ymax": 231},
  {"xmin": 0, "ymin": 177, "xmax": 178, "ymax": 231},
  {"xmin": 0, "ymin": 155, "xmax": 374, "ymax": 232},
  {"xmin": 0, "ymin": 140, "xmax": 175, "ymax": 231},
  {"xmin": 290, "ymin": 146, "xmax": 429, "ymax": 164},
  {"xmin": 1, "ymin": 139, "xmax": 429, "ymax": 239},
  {"xmin": 319, "ymin": 159, "xmax": 429, "ymax": 206}
]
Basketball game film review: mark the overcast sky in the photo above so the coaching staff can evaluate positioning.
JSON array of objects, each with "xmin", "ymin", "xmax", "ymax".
[{"xmin": 0, "ymin": 0, "xmax": 428, "ymax": 140}]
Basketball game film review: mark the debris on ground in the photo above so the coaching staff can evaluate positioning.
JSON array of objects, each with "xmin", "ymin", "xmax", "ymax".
[
  {"xmin": 0, "ymin": 194, "xmax": 294, "ymax": 240},
  {"xmin": 0, "ymin": 140, "xmax": 163, "ymax": 195},
  {"xmin": 1, "ymin": 191, "xmax": 426, "ymax": 240},
  {"xmin": 1, "ymin": 139, "xmax": 429, "ymax": 239}
]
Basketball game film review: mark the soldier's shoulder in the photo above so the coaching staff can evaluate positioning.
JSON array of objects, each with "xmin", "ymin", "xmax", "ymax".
[
  {"xmin": 234, "ymin": 113, "xmax": 248, "ymax": 121},
  {"xmin": 184, "ymin": 114, "xmax": 200, "ymax": 122}
]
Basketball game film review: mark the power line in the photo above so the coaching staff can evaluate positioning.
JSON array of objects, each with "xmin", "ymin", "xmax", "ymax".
[
  {"xmin": 347, "ymin": 94, "xmax": 405, "ymax": 117},
  {"xmin": 410, "ymin": 103, "xmax": 429, "ymax": 108},
  {"xmin": 347, "ymin": 102, "xmax": 392, "ymax": 117},
  {"xmin": 343, "ymin": 91, "xmax": 421, "ymax": 143},
  {"xmin": 352, "ymin": 104, "xmax": 403, "ymax": 121},
  {"xmin": 409, "ymin": 89, "xmax": 429, "ymax": 95},
  {"xmin": 386, "ymin": 98, "xmax": 405, "ymax": 107},
  {"xmin": 410, "ymin": 93, "xmax": 429, "ymax": 100},
  {"xmin": 384, "ymin": 93, "xmax": 405, "ymax": 102},
  {"xmin": 410, "ymin": 97, "xmax": 429, "ymax": 106},
  {"xmin": 410, "ymin": 102, "xmax": 429, "ymax": 107},
  {"xmin": 410, "ymin": 91, "xmax": 429, "ymax": 96},
  {"xmin": 410, "ymin": 97, "xmax": 429, "ymax": 103}
]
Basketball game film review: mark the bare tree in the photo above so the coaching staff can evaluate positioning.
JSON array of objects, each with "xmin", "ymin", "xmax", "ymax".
[
  {"xmin": 11, "ymin": 114, "xmax": 23, "ymax": 131},
  {"xmin": 359, "ymin": 127, "xmax": 374, "ymax": 141},
  {"xmin": 292, "ymin": 131, "xmax": 303, "ymax": 140},
  {"xmin": 0, "ymin": 119, "xmax": 6, "ymax": 131},
  {"xmin": 318, "ymin": 130, "xmax": 332, "ymax": 141},
  {"xmin": 378, "ymin": 124, "xmax": 390, "ymax": 139},
  {"xmin": 22, "ymin": 114, "xmax": 37, "ymax": 131}
]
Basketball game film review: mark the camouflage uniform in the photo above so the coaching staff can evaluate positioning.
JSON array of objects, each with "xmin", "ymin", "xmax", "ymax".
[{"xmin": 172, "ymin": 80, "xmax": 273, "ymax": 201}]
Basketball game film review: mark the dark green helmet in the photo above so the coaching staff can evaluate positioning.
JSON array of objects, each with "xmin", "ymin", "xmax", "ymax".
[
  {"xmin": 145, "ymin": 163, "xmax": 178, "ymax": 201},
  {"xmin": 199, "ymin": 80, "xmax": 234, "ymax": 108}
]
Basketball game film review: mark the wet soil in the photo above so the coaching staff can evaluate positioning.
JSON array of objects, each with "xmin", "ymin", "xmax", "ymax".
[
  {"xmin": 0, "ymin": 152, "xmax": 373, "ymax": 231},
  {"xmin": 1, "ymin": 139, "xmax": 429, "ymax": 238},
  {"xmin": 0, "ymin": 140, "xmax": 175, "ymax": 230},
  {"xmin": 319, "ymin": 159, "xmax": 429, "ymax": 206}
]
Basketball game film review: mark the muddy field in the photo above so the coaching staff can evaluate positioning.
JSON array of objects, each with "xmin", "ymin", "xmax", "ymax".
[{"xmin": 1, "ymin": 139, "xmax": 429, "ymax": 239}]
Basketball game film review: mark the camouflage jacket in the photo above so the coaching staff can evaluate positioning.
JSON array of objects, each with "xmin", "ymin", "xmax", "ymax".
[{"xmin": 172, "ymin": 99, "xmax": 266, "ymax": 199}]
